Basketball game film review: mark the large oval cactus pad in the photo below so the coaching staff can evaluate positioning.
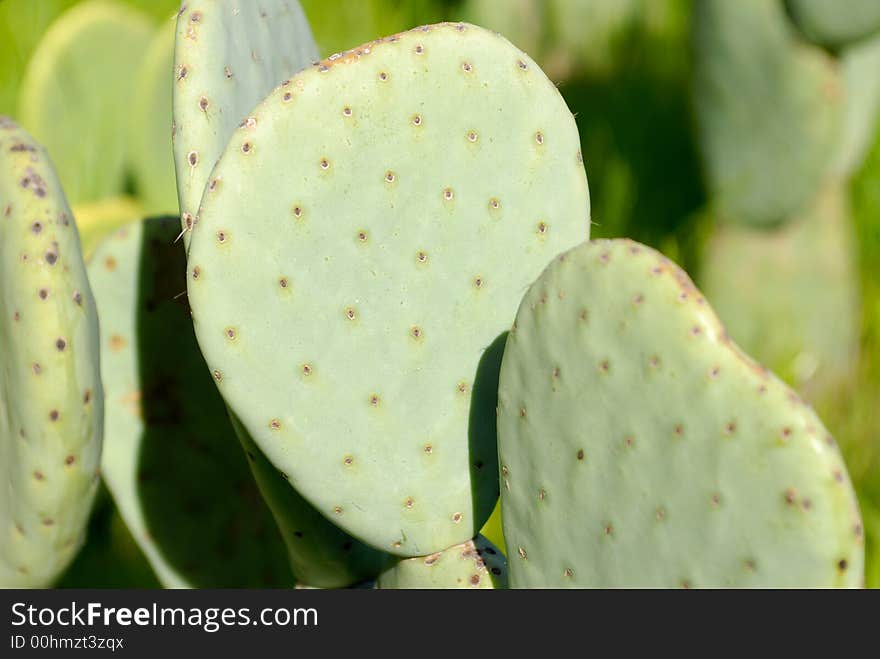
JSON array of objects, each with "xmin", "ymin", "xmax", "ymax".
[
  {"xmin": 172, "ymin": 0, "xmax": 318, "ymax": 244},
  {"xmin": 88, "ymin": 217, "xmax": 293, "ymax": 587},
  {"xmin": 0, "ymin": 117, "xmax": 103, "ymax": 587},
  {"xmin": 187, "ymin": 23, "xmax": 590, "ymax": 556},
  {"xmin": 498, "ymin": 239, "xmax": 863, "ymax": 587}
]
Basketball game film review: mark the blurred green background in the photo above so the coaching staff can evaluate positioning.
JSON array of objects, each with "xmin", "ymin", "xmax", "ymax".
[{"xmin": 1, "ymin": 0, "xmax": 877, "ymax": 587}]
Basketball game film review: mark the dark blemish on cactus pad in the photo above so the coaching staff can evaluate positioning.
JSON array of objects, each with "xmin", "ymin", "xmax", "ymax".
[
  {"xmin": 416, "ymin": 250, "xmax": 427, "ymax": 264},
  {"xmin": 301, "ymin": 364, "xmax": 312, "ymax": 376},
  {"xmin": 518, "ymin": 59, "xmax": 528, "ymax": 70},
  {"xmin": 423, "ymin": 444, "xmax": 433, "ymax": 454},
  {"xmin": 781, "ymin": 427, "xmax": 792, "ymax": 441},
  {"xmin": 838, "ymin": 559, "xmax": 848, "ymax": 572},
  {"xmin": 538, "ymin": 488, "xmax": 546, "ymax": 501},
  {"xmin": 384, "ymin": 170, "xmax": 396, "ymax": 183},
  {"xmin": 467, "ymin": 130, "xmax": 478, "ymax": 143},
  {"xmin": 369, "ymin": 394, "xmax": 380, "ymax": 407},
  {"xmin": 38, "ymin": 288, "xmax": 49, "ymax": 300},
  {"xmin": 801, "ymin": 499, "xmax": 812, "ymax": 511},
  {"xmin": 356, "ymin": 230, "xmax": 368, "ymax": 242},
  {"xmin": 517, "ymin": 547, "xmax": 527, "ymax": 559},
  {"xmin": 212, "ymin": 370, "xmax": 222, "ymax": 382},
  {"xmin": 224, "ymin": 66, "xmax": 233, "ymax": 79},
  {"xmin": 216, "ymin": 231, "xmax": 227, "ymax": 243},
  {"xmin": 457, "ymin": 382, "xmax": 468, "ymax": 394},
  {"xmin": 283, "ymin": 91, "xmax": 293, "ymax": 103},
  {"xmin": 31, "ymin": 221, "xmax": 42, "ymax": 233},
  {"xmin": 83, "ymin": 389, "xmax": 91, "ymax": 404},
  {"xmin": 345, "ymin": 307, "xmax": 356, "ymax": 320},
  {"xmin": 55, "ymin": 338, "xmax": 66, "ymax": 351},
  {"xmin": 711, "ymin": 493, "xmax": 721, "ymax": 507},
  {"xmin": 443, "ymin": 187, "xmax": 454, "ymax": 201},
  {"xmin": 241, "ymin": 142, "xmax": 252, "ymax": 154},
  {"xmin": 333, "ymin": 506, "xmax": 343, "ymax": 515},
  {"xmin": 404, "ymin": 497, "xmax": 414, "ymax": 509},
  {"xmin": 784, "ymin": 488, "xmax": 797, "ymax": 505},
  {"xmin": 292, "ymin": 204, "xmax": 303, "ymax": 219},
  {"xmin": 452, "ymin": 512, "xmax": 463, "ymax": 523},
  {"xmin": 269, "ymin": 419, "xmax": 281, "ymax": 430},
  {"xmin": 190, "ymin": 11, "xmax": 201, "ymax": 22},
  {"xmin": 414, "ymin": 44, "xmax": 424, "ymax": 54},
  {"xmin": 598, "ymin": 360, "xmax": 610, "ymax": 373},
  {"xmin": 341, "ymin": 106, "xmax": 352, "ymax": 117},
  {"xmin": 64, "ymin": 455, "xmax": 75, "ymax": 466},
  {"xmin": 278, "ymin": 277, "xmax": 289, "ymax": 289},
  {"xmin": 33, "ymin": 471, "xmax": 44, "ymax": 481},
  {"xmin": 104, "ymin": 256, "xmax": 117, "ymax": 271},
  {"xmin": 535, "ymin": 131, "xmax": 544, "ymax": 145},
  {"xmin": 378, "ymin": 72, "xmax": 388, "ymax": 82},
  {"xmin": 187, "ymin": 151, "xmax": 198, "ymax": 167},
  {"xmin": 224, "ymin": 327, "xmax": 236, "ymax": 341},
  {"xmin": 198, "ymin": 96, "xmax": 208, "ymax": 112},
  {"xmin": 109, "ymin": 335, "xmax": 126, "ymax": 352},
  {"xmin": 192, "ymin": 266, "xmax": 200, "ymax": 280},
  {"xmin": 473, "ymin": 277, "xmax": 483, "ymax": 289},
  {"xmin": 673, "ymin": 424, "xmax": 684, "ymax": 436},
  {"xmin": 49, "ymin": 410, "xmax": 59, "ymax": 422},
  {"xmin": 410, "ymin": 326, "xmax": 422, "ymax": 339},
  {"xmin": 725, "ymin": 421, "xmax": 737, "ymax": 435},
  {"xmin": 412, "ymin": 114, "xmax": 422, "ymax": 126},
  {"xmin": 519, "ymin": 407, "xmax": 526, "ymax": 418},
  {"xmin": 604, "ymin": 523, "xmax": 614, "ymax": 536},
  {"xmin": 45, "ymin": 250, "xmax": 57, "ymax": 265},
  {"xmin": 537, "ymin": 221, "xmax": 547, "ymax": 235},
  {"xmin": 461, "ymin": 61, "xmax": 472, "ymax": 73},
  {"xmin": 709, "ymin": 366, "xmax": 721, "ymax": 379},
  {"xmin": 343, "ymin": 455, "xmax": 353, "ymax": 466},
  {"xmin": 319, "ymin": 158, "xmax": 330, "ymax": 170}
]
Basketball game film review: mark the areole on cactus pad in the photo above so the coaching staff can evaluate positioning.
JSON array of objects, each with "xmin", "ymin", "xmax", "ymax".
[
  {"xmin": 186, "ymin": 22, "xmax": 590, "ymax": 556},
  {"xmin": 497, "ymin": 239, "xmax": 863, "ymax": 587}
]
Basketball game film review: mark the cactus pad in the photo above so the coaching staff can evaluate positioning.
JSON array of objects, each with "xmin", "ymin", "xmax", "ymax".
[
  {"xmin": 693, "ymin": 0, "xmax": 842, "ymax": 226},
  {"xmin": 187, "ymin": 22, "xmax": 590, "ymax": 556},
  {"xmin": 172, "ymin": 0, "xmax": 318, "ymax": 244},
  {"xmin": 787, "ymin": 0, "xmax": 880, "ymax": 49},
  {"xmin": 0, "ymin": 117, "xmax": 103, "ymax": 587},
  {"xmin": 377, "ymin": 535, "xmax": 507, "ymax": 589},
  {"xmin": 17, "ymin": 0, "xmax": 153, "ymax": 205},
  {"xmin": 88, "ymin": 217, "xmax": 293, "ymax": 587},
  {"xmin": 498, "ymin": 238, "xmax": 864, "ymax": 587}
]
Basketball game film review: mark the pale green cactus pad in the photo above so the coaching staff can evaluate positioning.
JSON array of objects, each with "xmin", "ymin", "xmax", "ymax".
[
  {"xmin": 230, "ymin": 415, "xmax": 392, "ymax": 588},
  {"xmin": 498, "ymin": 239, "xmax": 864, "ymax": 587},
  {"xmin": 187, "ymin": 22, "xmax": 590, "ymax": 556},
  {"xmin": 832, "ymin": 34, "xmax": 880, "ymax": 176},
  {"xmin": 17, "ymin": 0, "xmax": 153, "ymax": 205},
  {"xmin": 693, "ymin": 0, "xmax": 842, "ymax": 227},
  {"xmin": 701, "ymin": 182, "xmax": 860, "ymax": 402},
  {"xmin": 377, "ymin": 535, "xmax": 507, "ymax": 589},
  {"xmin": 88, "ymin": 217, "xmax": 293, "ymax": 588},
  {"xmin": 787, "ymin": 0, "xmax": 880, "ymax": 49},
  {"xmin": 172, "ymin": 0, "xmax": 318, "ymax": 245},
  {"xmin": 0, "ymin": 117, "xmax": 103, "ymax": 587},
  {"xmin": 131, "ymin": 21, "xmax": 178, "ymax": 216}
]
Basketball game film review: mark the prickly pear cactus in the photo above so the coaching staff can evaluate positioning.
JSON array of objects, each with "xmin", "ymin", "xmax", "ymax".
[
  {"xmin": 786, "ymin": 0, "xmax": 880, "ymax": 50},
  {"xmin": 17, "ymin": 0, "xmax": 153, "ymax": 205},
  {"xmin": 498, "ymin": 239, "xmax": 864, "ymax": 587},
  {"xmin": 172, "ymin": 0, "xmax": 318, "ymax": 245},
  {"xmin": 87, "ymin": 217, "xmax": 293, "ymax": 588},
  {"xmin": 693, "ymin": 0, "xmax": 843, "ymax": 226},
  {"xmin": 832, "ymin": 34, "xmax": 880, "ymax": 176},
  {"xmin": 187, "ymin": 22, "xmax": 590, "ymax": 556},
  {"xmin": 700, "ymin": 182, "xmax": 860, "ymax": 402},
  {"xmin": 230, "ymin": 414, "xmax": 392, "ymax": 588},
  {"xmin": 377, "ymin": 535, "xmax": 507, "ymax": 589},
  {"xmin": 0, "ymin": 117, "xmax": 103, "ymax": 587},
  {"xmin": 131, "ymin": 21, "xmax": 177, "ymax": 216}
]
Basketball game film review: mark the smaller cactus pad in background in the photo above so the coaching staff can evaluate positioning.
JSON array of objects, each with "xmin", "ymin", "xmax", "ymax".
[
  {"xmin": 17, "ymin": 0, "xmax": 153, "ymax": 205},
  {"xmin": 0, "ymin": 117, "xmax": 103, "ymax": 587},
  {"xmin": 172, "ymin": 0, "xmax": 319, "ymax": 246},
  {"xmin": 377, "ymin": 535, "xmax": 507, "ymax": 589},
  {"xmin": 88, "ymin": 217, "xmax": 294, "ymax": 587},
  {"xmin": 186, "ymin": 22, "xmax": 590, "ymax": 557},
  {"xmin": 497, "ymin": 238, "xmax": 863, "ymax": 587},
  {"xmin": 786, "ymin": 0, "xmax": 880, "ymax": 50},
  {"xmin": 693, "ymin": 0, "xmax": 842, "ymax": 227}
]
